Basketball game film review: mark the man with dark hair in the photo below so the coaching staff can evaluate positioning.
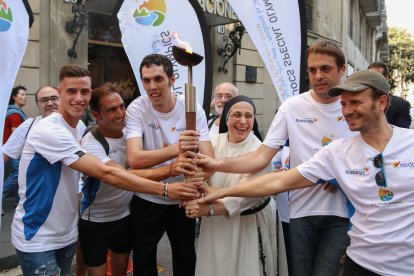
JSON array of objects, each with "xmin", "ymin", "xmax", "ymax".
[
  {"xmin": 200, "ymin": 71, "xmax": 414, "ymax": 276},
  {"xmin": 368, "ymin": 61, "xmax": 411, "ymax": 128},
  {"xmin": 11, "ymin": 64, "xmax": 198, "ymax": 275},
  {"xmin": 194, "ymin": 40, "xmax": 354, "ymax": 276},
  {"xmin": 125, "ymin": 53, "xmax": 214, "ymax": 275}
]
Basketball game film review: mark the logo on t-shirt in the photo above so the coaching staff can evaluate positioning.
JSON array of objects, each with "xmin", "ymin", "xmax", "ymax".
[
  {"xmin": 392, "ymin": 160, "xmax": 414, "ymax": 169},
  {"xmin": 295, "ymin": 117, "xmax": 318, "ymax": 124},
  {"xmin": 170, "ymin": 126, "xmax": 185, "ymax": 132},
  {"xmin": 345, "ymin": 167, "xmax": 369, "ymax": 175},
  {"xmin": 336, "ymin": 116, "xmax": 345, "ymax": 121},
  {"xmin": 378, "ymin": 187, "xmax": 394, "ymax": 202},
  {"xmin": 321, "ymin": 136, "xmax": 333, "ymax": 147}
]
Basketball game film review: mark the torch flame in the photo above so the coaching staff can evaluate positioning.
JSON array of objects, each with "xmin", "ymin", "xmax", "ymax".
[
  {"xmin": 172, "ymin": 32, "xmax": 193, "ymax": 54},
  {"xmin": 0, "ymin": 0, "xmax": 7, "ymax": 10}
]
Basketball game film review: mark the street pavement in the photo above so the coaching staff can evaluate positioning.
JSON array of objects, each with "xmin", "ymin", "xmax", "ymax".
[{"xmin": 0, "ymin": 197, "xmax": 181, "ymax": 276}]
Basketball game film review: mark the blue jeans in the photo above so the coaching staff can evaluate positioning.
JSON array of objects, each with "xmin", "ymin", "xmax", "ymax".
[
  {"xmin": 16, "ymin": 242, "xmax": 77, "ymax": 275},
  {"xmin": 290, "ymin": 216, "xmax": 350, "ymax": 276},
  {"xmin": 2, "ymin": 158, "xmax": 20, "ymax": 203}
]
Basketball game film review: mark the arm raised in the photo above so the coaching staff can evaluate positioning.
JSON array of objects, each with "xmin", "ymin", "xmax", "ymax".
[
  {"xmin": 199, "ymin": 168, "xmax": 314, "ymax": 203},
  {"xmin": 70, "ymin": 153, "xmax": 198, "ymax": 200}
]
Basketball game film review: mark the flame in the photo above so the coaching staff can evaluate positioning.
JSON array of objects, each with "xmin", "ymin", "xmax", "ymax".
[
  {"xmin": 0, "ymin": 0, "xmax": 7, "ymax": 10},
  {"xmin": 172, "ymin": 32, "xmax": 193, "ymax": 54}
]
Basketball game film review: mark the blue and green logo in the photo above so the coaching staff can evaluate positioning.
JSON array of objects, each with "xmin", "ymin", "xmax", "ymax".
[
  {"xmin": 0, "ymin": 0, "xmax": 13, "ymax": 32},
  {"xmin": 133, "ymin": 0, "xmax": 166, "ymax": 27}
]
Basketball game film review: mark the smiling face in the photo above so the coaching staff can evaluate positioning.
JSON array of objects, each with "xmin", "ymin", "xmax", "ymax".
[
  {"xmin": 213, "ymin": 83, "xmax": 237, "ymax": 116},
  {"xmin": 340, "ymin": 88, "xmax": 388, "ymax": 133},
  {"xmin": 93, "ymin": 92, "xmax": 125, "ymax": 138},
  {"xmin": 227, "ymin": 102, "xmax": 255, "ymax": 144},
  {"xmin": 58, "ymin": 76, "xmax": 92, "ymax": 127},
  {"xmin": 307, "ymin": 53, "xmax": 345, "ymax": 103},
  {"xmin": 36, "ymin": 86, "xmax": 60, "ymax": 117},
  {"xmin": 141, "ymin": 64, "xmax": 175, "ymax": 112}
]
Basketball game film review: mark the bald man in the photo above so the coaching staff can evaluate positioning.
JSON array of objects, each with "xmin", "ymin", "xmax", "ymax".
[{"xmin": 208, "ymin": 82, "xmax": 238, "ymax": 137}]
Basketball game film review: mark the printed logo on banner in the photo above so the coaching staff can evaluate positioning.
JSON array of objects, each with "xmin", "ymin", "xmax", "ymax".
[
  {"xmin": 0, "ymin": 0, "xmax": 12, "ymax": 32},
  {"xmin": 133, "ymin": 0, "xmax": 166, "ymax": 26}
]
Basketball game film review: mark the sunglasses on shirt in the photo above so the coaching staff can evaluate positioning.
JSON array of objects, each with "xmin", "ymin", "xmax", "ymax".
[{"xmin": 373, "ymin": 153, "xmax": 387, "ymax": 187}]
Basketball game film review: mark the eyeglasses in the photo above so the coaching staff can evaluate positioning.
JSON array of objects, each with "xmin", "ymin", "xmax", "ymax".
[
  {"xmin": 215, "ymin": 94, "xmax": 233, "ymax": 100},
  {"xmin": 373, "ymin": 153, "xmax": 387, "ymax": 187},
  {"xmin": 229, "ymin": 112, "xmax": 254, "ymax": 120},
  {"xmin": 38, "ymin": 96, "xmax": 60, "ymax": 104}
]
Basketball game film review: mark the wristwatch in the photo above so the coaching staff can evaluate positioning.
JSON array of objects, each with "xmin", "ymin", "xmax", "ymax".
[{"xmin": 207, "ymin": 204, "xmax": 215, "ymax": 217}]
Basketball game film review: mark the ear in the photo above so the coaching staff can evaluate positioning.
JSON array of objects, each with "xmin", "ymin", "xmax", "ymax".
[
  {"xmin": 377, "ymin": 94, "xmax": 389, "ymax": 111},
  {"xmin": 339, "ymin": 64, "xmax": 346, "ymax": 77},
  {"xmin": 91, "ymin": 110, "xmax": 100, "ymax": 121},
  {"xmin": 169, "ymin": 75, "xmax": 176, "ymax": 86}
]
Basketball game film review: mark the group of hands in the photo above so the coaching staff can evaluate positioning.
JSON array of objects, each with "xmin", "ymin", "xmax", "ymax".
[{"xmin": 165, "ymin": 130, "xmax": 217, "ymax": 219}]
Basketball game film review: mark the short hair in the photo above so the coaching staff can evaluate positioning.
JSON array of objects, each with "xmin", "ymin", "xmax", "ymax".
[
  {"xmin": 90, "ymin": 82, "xmax": 121, "ymax": 112},
  {"xmin": 368, "ymin": 61, "xmax": 389, "ymax": 78},
  {"xmin": 34, "ymin": 86, "xmax": 58, "ymax": 102},
  {"xmin": 139, "ymin": 54, "xmax": 174, "ymax": 79},
  {"xmin": 9, "ymin": 85, "xmax": 27, "ymax": 105},
  {"xmin": 59, "ymin": 64, "xmax": 91, "ymax": 82},
  {"xmin": 306, "ymin": 40, "xmax": 345, "ymax": 68},
  {"xmin": 214, "ymin": 82, "xmax": 239, "ymax": 96}
]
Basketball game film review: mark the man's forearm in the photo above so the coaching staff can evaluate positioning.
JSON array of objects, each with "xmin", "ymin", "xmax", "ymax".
[{"xmin": 128, "ymin": 144, "xmax": 179, "ymax": 169}]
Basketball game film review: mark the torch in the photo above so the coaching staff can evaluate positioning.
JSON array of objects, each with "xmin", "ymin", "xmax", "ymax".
[{"xmin": 172, "ymin": 38, "xmax": 204, "ymax": 131}]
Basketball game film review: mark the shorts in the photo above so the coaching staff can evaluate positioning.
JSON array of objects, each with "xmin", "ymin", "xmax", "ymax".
[{"xmin": 78, "ymin": 215, "xmax": 132, "ymax": 267}]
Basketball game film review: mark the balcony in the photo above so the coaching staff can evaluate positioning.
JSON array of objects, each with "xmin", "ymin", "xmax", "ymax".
[{"xmin": 358, "ymin": 0, "xmax": 379, "ymax": 13}]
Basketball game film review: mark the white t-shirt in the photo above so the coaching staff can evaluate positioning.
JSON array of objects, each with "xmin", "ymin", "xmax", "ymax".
[
  {"xmin": 80, "ymin": 131, "xmax": 133, "ymax": 222},
  {"xmin": 297, "ymin": 127, "xmax": 414, "ymax": 275},
  {"xmin": 3, "ymin": 116, "xmax": 40, "ymax": 159},
  {"xmin": 12, "ymin": 113, "xmax": 86, "ymax": 252},
  {"xmin": 264, "ymin": 91, "xmax": 355, "ymax": 218},
  {"xmin": 125, "ymin": 95, "xmax": 210, "ymax": 205}
]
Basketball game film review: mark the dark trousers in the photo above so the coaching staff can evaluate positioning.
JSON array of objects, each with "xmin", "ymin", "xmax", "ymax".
[
  {"xmin": 131, "ymin": 196, "xmax": 196, "ymax": 276},
  {"xmin": 343, "ymin": 256, "xmax": 380, "ymax": 276}
]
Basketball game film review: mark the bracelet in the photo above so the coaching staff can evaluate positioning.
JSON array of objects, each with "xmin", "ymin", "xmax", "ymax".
[
  {"xmin": 163, "ymin": 183, "xmax": 169, "ymax": 198},
  {"xmin": 169, "ymin": 163, "xmax": 173, "ymax": 177}
]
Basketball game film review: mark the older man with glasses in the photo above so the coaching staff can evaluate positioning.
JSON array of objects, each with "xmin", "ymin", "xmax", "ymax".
[
  {"xmin": 199, "ymin": 71, "xmax": 414, "ymax": 276},
  {"xmin": 2, "ymin": 86, "xmax": 60, "ymax": 216},
  {"xmin": 208, "ymin": 82, "xmax": 238, "ymax": 137}
]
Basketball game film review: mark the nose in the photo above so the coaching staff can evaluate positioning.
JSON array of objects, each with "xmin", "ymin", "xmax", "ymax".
[{"xmin": 315, "ymin": 69, "xmax": 323, "ymax": 80}]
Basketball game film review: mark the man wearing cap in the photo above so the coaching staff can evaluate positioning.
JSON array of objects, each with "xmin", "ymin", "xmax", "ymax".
[
  {"xmin": 194, "ymin": 40, "xmax": 354, "ymax": 275},
  {"xmin": 199, "ymin": 70, "xmax": 414, "ymax": 275}
]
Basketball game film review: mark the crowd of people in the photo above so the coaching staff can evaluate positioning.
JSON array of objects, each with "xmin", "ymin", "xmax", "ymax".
[{"xmin": 1, "ymin": 39, "xmax": 414, "ymax": 276}]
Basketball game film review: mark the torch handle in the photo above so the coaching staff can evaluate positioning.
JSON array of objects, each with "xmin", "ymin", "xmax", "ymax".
[{"xmin": 186, "ymin": 112, "xmax": 196, "ymax": 131}]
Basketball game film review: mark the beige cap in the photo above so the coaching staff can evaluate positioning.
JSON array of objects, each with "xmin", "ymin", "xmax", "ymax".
[{"xmin": 328, "ymin": 71, "xmax": 390, "ymax": 97}]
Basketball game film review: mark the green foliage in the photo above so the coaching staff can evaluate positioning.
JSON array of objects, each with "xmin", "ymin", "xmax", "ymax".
[{"xmin": 388, "ymin": 27, "xmax": 414, "ymax": 91}]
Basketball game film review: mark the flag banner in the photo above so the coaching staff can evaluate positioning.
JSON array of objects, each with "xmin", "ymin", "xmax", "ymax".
[
  {"xmin": 118, "ymin": 0, "xmax": 212, "ymax": 108},
  {"xmin": 0, "ymin": 0, "xmax": 29, "ymax": 227},
  {"xmin": 227, "ymin": 0, "xmax": 307, "ymax": 102}
]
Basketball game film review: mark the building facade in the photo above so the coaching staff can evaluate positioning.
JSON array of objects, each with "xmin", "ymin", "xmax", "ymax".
[{"xmin": 16, "ymin": 0, "xmax": 388, "ymax": 136}]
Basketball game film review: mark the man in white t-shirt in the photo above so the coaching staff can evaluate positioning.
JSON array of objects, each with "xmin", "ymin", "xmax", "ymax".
[
  {"xmin": 208, "ymin": 82, "xmax": 238, "ymax": 137},
  {"xmin": 79, "ymin": 82, "xmax": 133, "ymax": 275},
  {"xmin": 200, "ymin": 71, "xmax": 414, "ymax": 276},
  {"xmin": 125, "ymin": 54, "xmax": 214, "ymax": 275},
  {"xmin": 196, "ymin": 41, "xmax": 353, "ymax": 276},
  {"xmin": 12, "ymin": 65, "xmax": 199, "ymax": 275},
  {"xmin": 2, "ymin": 86, "xmax": 59, "ymax": 216},
  {"xmin": 3, "ymin": 86, "xmax": 59, "ymax": 163}
]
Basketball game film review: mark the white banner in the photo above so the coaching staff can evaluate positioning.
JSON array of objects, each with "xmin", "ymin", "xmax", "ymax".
[
  {"xmin": 227, "ymin": 0, "xmax": 305, "ymax": 102},
  {"xmin": 0, "ymin": 0, "xmax": 29, "ymax": 227},
  {"xmin": 118, "ymin": 0, "xmax": 208, "ymax": 106}
]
